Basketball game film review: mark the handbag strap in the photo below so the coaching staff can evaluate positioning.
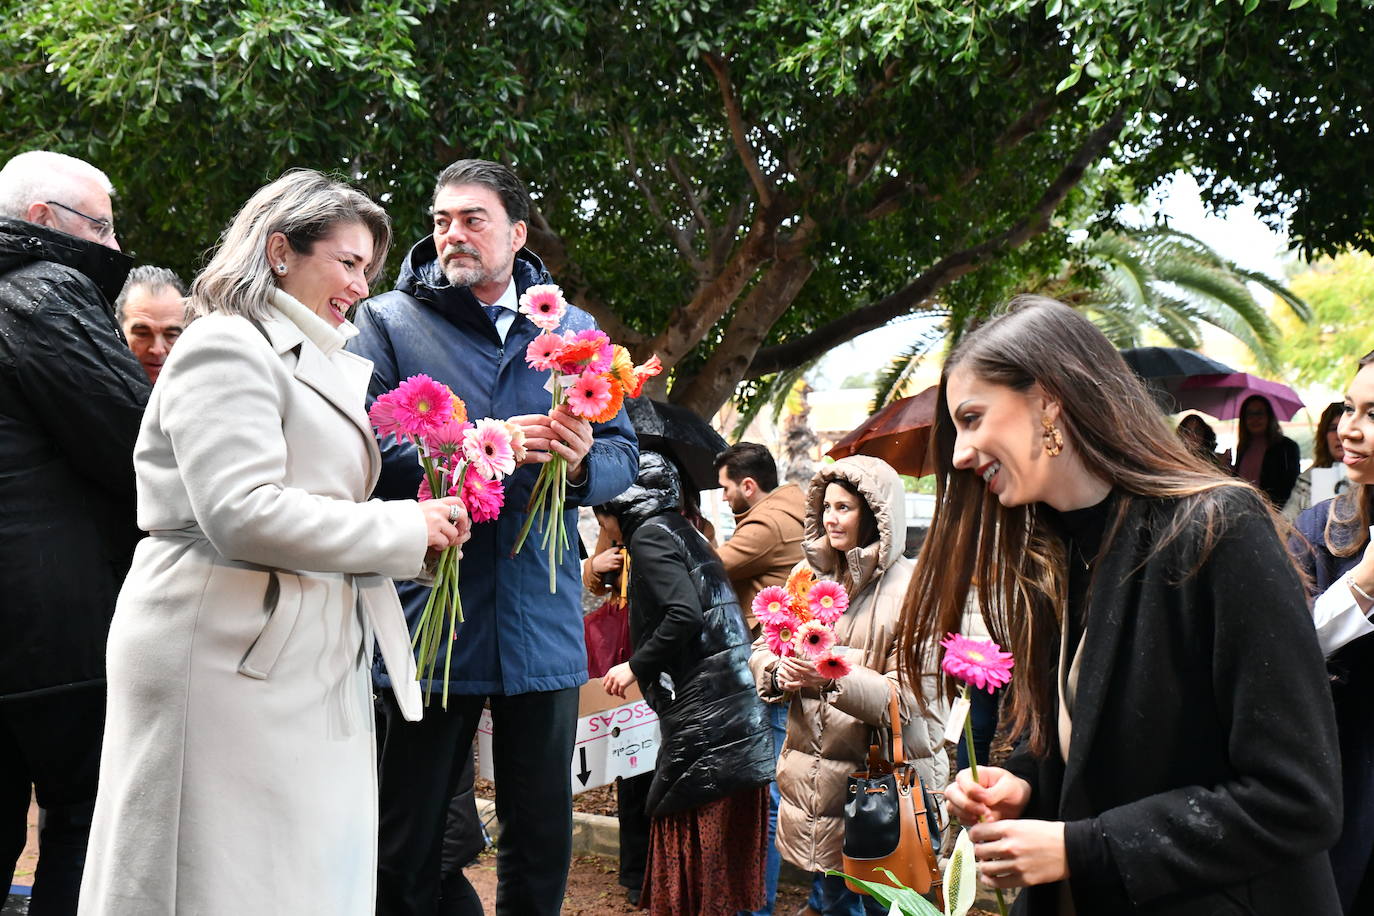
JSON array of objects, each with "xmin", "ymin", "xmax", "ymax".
[
  {"xmin": 618, "ymin": 547, "xmax": 631, "ymax": 601},
  {"xmin": 888, "ymin": 679, "xmax": 904, "ymax": 766}
]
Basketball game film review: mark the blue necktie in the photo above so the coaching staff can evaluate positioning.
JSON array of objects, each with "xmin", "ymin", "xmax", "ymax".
[{"xmin": 482, "ymin": 304, "xmax": 505, "ymax": 326}]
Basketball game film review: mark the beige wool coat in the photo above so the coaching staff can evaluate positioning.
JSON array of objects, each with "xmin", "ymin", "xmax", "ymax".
[
  {"xmin": 749, "ymin": 456, "xmax": 948, "ymax": 873},
  {"xmin": 80, "ymin": 291, "xmax": 427, "ymax": 915}
]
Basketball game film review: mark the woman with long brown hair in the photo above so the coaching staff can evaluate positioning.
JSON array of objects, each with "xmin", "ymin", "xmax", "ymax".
[
  {"xmin": 1292, "ymin": 351, "xmax": 1374, "ymax": 914},
  {"xmin": 898, "ymin": 295, "xmax": 1340, "ymax": 915}
]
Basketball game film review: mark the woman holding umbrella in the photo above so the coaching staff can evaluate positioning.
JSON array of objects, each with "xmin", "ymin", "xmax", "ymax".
[{"xmin": 1233, "ymin": 393, "xmax": 1301, "ymax": 508}]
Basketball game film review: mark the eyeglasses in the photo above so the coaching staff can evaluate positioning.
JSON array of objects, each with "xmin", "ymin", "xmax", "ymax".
[{"xmin": 45, "ymin": 200, "xmax": 115, "ymax": 241}]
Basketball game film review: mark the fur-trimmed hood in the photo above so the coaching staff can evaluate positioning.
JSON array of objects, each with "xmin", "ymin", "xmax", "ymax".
[{"xmin": 801, "ymin": 455, "xmax": 906, "ymax": 597}]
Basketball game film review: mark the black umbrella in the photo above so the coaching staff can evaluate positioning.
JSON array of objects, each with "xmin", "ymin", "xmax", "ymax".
[
  {"xmin": 623, "ymin": 396, "xmax": 728, "ymax": 491},
  {"xmin": 1119, "ymin": 346, "xmax": 1237, "ymax": 379},
  {"xmin": 1119, "ymin": 347, "xmax": 1239, "ymax": 413}
]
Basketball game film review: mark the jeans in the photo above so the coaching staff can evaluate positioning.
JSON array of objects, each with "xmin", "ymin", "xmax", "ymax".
[
  {"xmin": 808, "ymin": 873, "xmax": 891, "ymax": 916},
  {"xmin": 740, "ymin": 701, "xmax": 789, "ymax": 916}
]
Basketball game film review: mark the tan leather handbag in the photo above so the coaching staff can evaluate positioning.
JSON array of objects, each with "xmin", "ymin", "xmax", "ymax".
[{"xmin": 841, "ymin": 681, "xmax": 943, "ymax": 902}]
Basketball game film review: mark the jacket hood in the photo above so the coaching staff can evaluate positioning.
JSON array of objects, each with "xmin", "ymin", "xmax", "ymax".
[
  {"xmin": 0, "ymin": 217, "xmax": 133, "ymax": 303},
  {"xmin": 802, "ymin": 456, "xmax": 906, "ymax": 592},
  {"xmin": 603, "ymin": 450, "xmax": 681, "ymax": 541},
  {"xmin": 393, "ymin": 235, "xmax": 551, "ymax": 301}
]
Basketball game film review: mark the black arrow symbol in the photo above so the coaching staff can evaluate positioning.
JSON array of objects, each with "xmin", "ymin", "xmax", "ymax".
[{"xmin": 576, "ymin": 747, "xmax": 592, "ymax": 786}]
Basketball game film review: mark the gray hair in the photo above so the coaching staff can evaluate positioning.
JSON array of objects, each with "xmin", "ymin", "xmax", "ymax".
[
  {"xmin": 0, "ymin": 151, "xmax": 115, "ymax": 220},
  {"xmin": 190, "ymin": 169, "xmax": 391, "ymax": 321},
  {"xmin": 115, "ymin": 265, "xmax": 187, "ymax": 322},
  {"xmin": 432, "ymin": 159, "xmax": 530, "ymax": 224}
]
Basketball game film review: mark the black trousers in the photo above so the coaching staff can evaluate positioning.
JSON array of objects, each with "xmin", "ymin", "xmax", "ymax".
[
  {"xmin": 376, "ymin": 686, "xmax": 579, "ymax": 916},
  {"xmin": 1, "ymin": 685, "xmax": 104, "ymax": 916},
  {"xmin": 615, "ymin": 773, "xmax": 651, "ymax": 893},
  {"xmin": 437, "ymin": 744, "xmax": 484, "ymax": 916}
]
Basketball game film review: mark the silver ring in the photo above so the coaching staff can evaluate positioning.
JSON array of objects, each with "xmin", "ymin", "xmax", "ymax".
[{"xmin": 447, "ymin": 505, "xmax": 461, "ymax": 524}]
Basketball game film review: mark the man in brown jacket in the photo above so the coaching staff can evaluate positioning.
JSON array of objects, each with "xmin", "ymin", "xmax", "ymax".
[
  {"xmin": 715, "ymin": 443, "xmax": 807, "ymax": 628},
  {"xmin": 714, "ymin": 442, "xmax": 806, "ymax": 916}
]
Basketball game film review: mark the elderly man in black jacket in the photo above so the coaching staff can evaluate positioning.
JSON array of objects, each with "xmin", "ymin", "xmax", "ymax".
[{"xmin": 0, "ymin": 151, "xmax": 149, "ymax": 911}]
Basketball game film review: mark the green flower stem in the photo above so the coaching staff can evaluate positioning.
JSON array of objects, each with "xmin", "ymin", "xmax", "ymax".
[{"xmin": 961, "ymin": 684, "xmax": 1009, "ymax": 916}]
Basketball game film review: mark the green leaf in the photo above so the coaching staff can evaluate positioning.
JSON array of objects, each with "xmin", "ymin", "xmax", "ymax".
[
  {"xmin": 824, "ymin": 870, "xmax": 943, "ymax": 916},
  {"xmin": 1055, "ymin": 67, "xmax": 1082, "ymax": 94}
]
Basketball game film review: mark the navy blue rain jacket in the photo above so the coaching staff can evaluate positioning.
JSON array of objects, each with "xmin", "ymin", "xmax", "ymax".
[{"xmin": 348, "ymin": 239, "xmax": 638, "ymax": 696}]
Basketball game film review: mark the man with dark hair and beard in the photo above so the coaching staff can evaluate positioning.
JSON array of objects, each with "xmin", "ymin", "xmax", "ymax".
[{"xmin": 349, "ymin": 159, "xmax": 638, "ymax": 915}]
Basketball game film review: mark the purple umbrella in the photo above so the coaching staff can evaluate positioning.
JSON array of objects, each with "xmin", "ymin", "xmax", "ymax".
[{"xmin": 1175, "ymin": 373, "xmax": 1306, "ymax": 421}]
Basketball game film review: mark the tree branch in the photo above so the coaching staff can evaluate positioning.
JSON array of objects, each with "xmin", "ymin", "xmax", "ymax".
[
  {"xmin": 673, "ymin": 253, "xmax": 817, "ymax": 418},
  {"xmin": 665, "ymin": 154, "xmax": 713, "ymax": 239},
  {"xmin": 747, "ymin": 111, "xmax": 1125, "ymax": 377},
  {"xmin": 701, "ymin": 50, "xmax": 772, "ymax": 207},
  {"xmin": 622, "ymin": 130, "xmax": 707, "ymax": 275}
]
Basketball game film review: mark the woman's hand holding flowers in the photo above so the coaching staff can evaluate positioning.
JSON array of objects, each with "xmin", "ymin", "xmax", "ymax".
[
  {"xmin": 968, "ymin": 819, "xmax": 1068, "ymax": 888},
  {"xmin": 419, "ymin": 496, "xmax": 471, "ymax": 552},
  {"xmin": 944, "ymin": 765, "xmax": 1031, "ymax": 827},
  {"xmin": 775, "ymin": 654, "xmax": 831, "ymax": 691}
]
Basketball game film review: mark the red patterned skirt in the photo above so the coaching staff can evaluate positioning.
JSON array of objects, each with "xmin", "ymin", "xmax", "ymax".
[{"xmin": 640, "ymin": 785, "xmax": 769, "ymax": 916}]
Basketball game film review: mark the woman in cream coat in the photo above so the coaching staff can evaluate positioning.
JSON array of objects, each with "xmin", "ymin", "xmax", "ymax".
[
  {"xmin": 80, "ymin": 171, "xmax": 469, "ymax": 915},
  {"xmin": 750, "ymin": 456, "xmax": 947, "ymax": 916}
]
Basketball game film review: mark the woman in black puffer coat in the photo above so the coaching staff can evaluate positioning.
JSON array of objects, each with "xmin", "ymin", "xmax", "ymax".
[{"xmin": 601, "ymin": 450, "xmax": 774, "ymax": 915}]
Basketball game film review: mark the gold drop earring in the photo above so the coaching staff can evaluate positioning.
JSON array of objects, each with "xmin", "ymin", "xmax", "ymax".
[{"xmin": 1042, "ymin": 415, "xmax": 1064, "ymax": 457}]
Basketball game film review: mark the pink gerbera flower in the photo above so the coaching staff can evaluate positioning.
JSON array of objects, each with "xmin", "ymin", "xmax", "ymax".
[
  {"xmin": 505, "ymin": 421, "xmax": 528, "ymax": 463},
  {"xmin": 421, "ymin": 417, "xmax": 474, "ymax": 459},
  {"xmin": 461, "ymin": 473, "xmax": 505, "ymax": 523},
  {"xmin": 565, "ymin": 370, "xmax": 614, "ymax": 421},
  {"xmin": 462, "ymin": 418, "xmax": 517, "ymax": 480},
  {"xmin": 518, "ymin": 284, "xmax": 568, "ymax": 331},
  {"xmin": 808, "ymin": 579, "xmax": 849, "ymax": 625},
  {"xmin": 796, "ymin": 620, "xmax": 836, "ymax": 659},
  {"xmin": 387, "ymin": 374, "xmax": 456, "ymax": 438},
  {"xmin": 940, "ymin": 633, "xmax": 1014, "ymax": 692},
  {"xmin": 815, "ymin": 652, "xmax": 853, "ymax": 680},
  {"xmin": 752, "ymin": 586, "xmax": 795, "ymax": 626},
  {"xmin": 764, "ymin": 614, "xmax": 800, "ymax": 657},
  {"xmin": 369, "ymin": 394, "xmax": 406, "ymax": 446},
  {"xmin": 526, "ymin": 333, "xmax": 565, "ymax": 372}
]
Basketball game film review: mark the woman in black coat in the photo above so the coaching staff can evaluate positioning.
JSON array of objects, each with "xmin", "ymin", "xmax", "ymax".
[
  {"xmin": 900, "ymin": 296, "xmax": 1341, "ymax": 915},
  {"xmin": 1292, "ymin": 349, "xmax": 1374, "ymax": 913},
  {"xmin": 1234, "ymin": 393, "xmax": 1301, "ymax": 509},
  {"xmin": 601, "ymin": 451, "xmax": 774, "ymax": 915}
]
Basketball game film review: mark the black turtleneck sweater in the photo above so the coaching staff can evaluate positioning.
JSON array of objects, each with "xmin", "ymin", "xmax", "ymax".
[{"xmin": 1040, "ymin": 492, "xmax": 1124, "ymax": 901}]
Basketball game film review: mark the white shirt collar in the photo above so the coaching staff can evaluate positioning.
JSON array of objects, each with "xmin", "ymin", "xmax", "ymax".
[
  {"xmin": 479, "ymin": 277, "xmax": 519, "ymax": 313},
  {"xmin": 269, "ymin": 288, "xmax": 358, "ymax": 356}
]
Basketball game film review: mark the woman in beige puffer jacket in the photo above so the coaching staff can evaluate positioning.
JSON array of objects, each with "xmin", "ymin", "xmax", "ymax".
[{"xmin": 749, "ymin": 455, "xmax": 948, "ymax": 911}]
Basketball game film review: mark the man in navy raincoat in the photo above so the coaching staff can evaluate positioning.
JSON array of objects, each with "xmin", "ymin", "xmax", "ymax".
[{"xmin": 349, "ymin": 159, "xmax": 638, "ymax": 915}]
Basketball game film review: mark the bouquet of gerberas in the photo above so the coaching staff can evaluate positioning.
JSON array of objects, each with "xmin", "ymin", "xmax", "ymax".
[
  {"xmin": 512, "ymin": 284, "xmax": 662, "ymax": 593},
  {"xmin": 753, "ymin": 567, "xmax": 853, "ymax": 679},
  {"xmin": 369, "ymin": 374, "xmax": 525, "ymax": 707}
]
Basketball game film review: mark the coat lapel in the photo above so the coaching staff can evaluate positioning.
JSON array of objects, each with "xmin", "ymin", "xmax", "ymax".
[
  {"xmin": 257, "ymin": 315, "xmax": 382, "ymax": 492},
  {"xmin": 1058, "ymin": 500, "xmax": 1144, "ymax": 809}
]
